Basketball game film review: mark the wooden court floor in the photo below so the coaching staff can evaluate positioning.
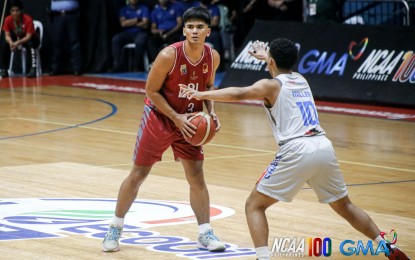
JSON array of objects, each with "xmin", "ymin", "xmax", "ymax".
[{"xmin": 0, "ymin": 76, "xmax": 414, "ymax": 259}]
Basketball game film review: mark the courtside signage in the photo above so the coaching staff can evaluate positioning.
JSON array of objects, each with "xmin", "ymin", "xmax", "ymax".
[
  {"xmin": 221, "ymin": 20, "xmax": 415, "ymax": 107},
  {"xmin": 0, "ymin": 198, "xmax": 255, "ymax": 259}
]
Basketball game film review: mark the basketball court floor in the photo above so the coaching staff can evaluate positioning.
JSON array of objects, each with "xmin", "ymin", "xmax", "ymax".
[{"xmin": 0, "ymin": 73, "xmax": 414, "ymax": 259}]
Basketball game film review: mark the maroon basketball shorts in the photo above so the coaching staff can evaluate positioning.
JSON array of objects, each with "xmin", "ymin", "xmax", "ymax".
[{"xmin": 132, "ymin": 105, "xmax": 204, "ymax": 166}]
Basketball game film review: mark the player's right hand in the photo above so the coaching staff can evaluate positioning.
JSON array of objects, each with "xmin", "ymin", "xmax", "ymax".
[{"xmin": 172, "ymin": 113, "xmax": 196, "ymax": 139}]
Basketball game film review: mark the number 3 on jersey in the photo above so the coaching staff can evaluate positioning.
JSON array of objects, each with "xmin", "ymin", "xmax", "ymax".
[
  {"xmin": 178, "ymin": 83, "xmax": 199, "ymax": 113},
  {"xmin": 296, "ymin": 101, "xmax": 319, "ymax": 126}
]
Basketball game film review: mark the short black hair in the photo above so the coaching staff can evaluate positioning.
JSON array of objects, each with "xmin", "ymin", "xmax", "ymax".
[
  {"xmin": 9, "ymin": 0, "xmax": 23, "ymax": 10},
  {"xmin": 183, "ymin": 6, "xmax": 211, "ymax": 27},
  {"xmin": 269, "ymin": 38, "xmax": 298, "ymax": 70}
]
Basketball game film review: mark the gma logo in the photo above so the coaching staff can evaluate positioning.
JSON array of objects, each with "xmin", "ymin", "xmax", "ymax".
[{"xmin": 340, "ymin": 240, "xmax": 389, "ymax": 256}]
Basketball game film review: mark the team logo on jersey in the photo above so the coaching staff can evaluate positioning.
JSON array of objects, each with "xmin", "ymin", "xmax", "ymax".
[
  {"xmin": 203, "ymin": 63, "xmax": 208, "ymax": 73},
  {"xmin": 0, "ymin": 198, "xmax": 256, "ymax": 258},
  {"xmin": 181, "ymin": 64, "xmax": 187, "ymax": 75},
  {"xmin": 190, "ymin": 71, "xmax": 198, "ymax": 80}
]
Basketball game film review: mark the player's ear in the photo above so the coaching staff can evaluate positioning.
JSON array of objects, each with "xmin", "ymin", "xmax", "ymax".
[
  {"xmin": 268, "ymin": 57, "xmax": 275, "ymax": 66},
  {"xmin": 206, "ymin": 27, "xmax": 211, "ymax": 37}
]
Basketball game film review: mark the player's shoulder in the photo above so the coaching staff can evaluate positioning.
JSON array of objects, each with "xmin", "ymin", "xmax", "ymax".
[
  {"xmin": 260, "ymin": 78, "xmax": 282, "ymax": 88},
  {"xmin": 159, "ymin": 45, "xmax": 177, "ymax": 59},
  {"xmin": 153, "ymin": 46, "xmax": 176, "ymax": 72},
  {"xmin": 210, "ymin": 48, "xmax": 220, "ymax": 59}
]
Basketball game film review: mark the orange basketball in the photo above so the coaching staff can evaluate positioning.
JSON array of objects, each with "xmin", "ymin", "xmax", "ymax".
[{"xmin": 184, "ymin": 112, "xmax": 216, "ymax": 146}]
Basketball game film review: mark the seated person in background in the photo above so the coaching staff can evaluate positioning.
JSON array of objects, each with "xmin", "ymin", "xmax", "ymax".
[
  {"xmin": 0, "ymin": 0, "xmax": 39, "ymax": 78},
  {"xmin": 110, "ymin": 0, "xmax": 150, "ymax": 72},
  {"xmin": 147, "ymin": 0, "xmax": 183, "ymax": 63}
]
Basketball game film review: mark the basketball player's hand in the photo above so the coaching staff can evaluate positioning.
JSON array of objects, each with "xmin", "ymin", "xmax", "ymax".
[
  {"xmin": 173, "ymin": 113, "xmax": 196, "ymax": 139},
  {"xmin": 248, "ymin": 40, "xmax": 269, "ymax": 61},
  {"xmin": 180, "ymin": 85, "xmax": 203, "ymax": 100},
  {"xmin": 209, "ymin": 112, "xmax": 221, "ymax": 132}
]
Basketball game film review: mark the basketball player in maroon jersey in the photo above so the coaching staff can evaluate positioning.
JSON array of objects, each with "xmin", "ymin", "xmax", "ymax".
[{"xmin": 102, "ymin": 6, "xmax": 226, "ymax": 253}]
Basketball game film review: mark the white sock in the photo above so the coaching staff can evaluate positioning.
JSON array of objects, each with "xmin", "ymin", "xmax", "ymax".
[
  {"xmin": 111, "ymin": 216, "xmax": 124, "ymax": 227},
  {"xmin": 198, "ymin": 223, "xmax": 212, "ymax": 234},
  {"xmin": 374, "ymin": 235, "xmax": 385, "ymax": 245},
  {"xmin": 255, "ymin": 246, "xmax": 270, "ymax": 260}
]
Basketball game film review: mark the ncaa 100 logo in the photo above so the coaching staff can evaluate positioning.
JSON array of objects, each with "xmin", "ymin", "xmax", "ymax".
[{"xmin": 271, "ymin": 237, "xmax": 331, "ymax": 257}]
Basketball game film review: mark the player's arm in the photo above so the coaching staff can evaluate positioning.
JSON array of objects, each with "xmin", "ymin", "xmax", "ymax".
[
  {"xmin": 203, "ymin": 49, "xmax": 221, "ymax": 130},
  {"xmin": 183, "ymin": 78, "xmax": 280, "ymax": 106},
  {"xmin": 145, "ymin": 46, "xmax": 196, "ymax": 135}
]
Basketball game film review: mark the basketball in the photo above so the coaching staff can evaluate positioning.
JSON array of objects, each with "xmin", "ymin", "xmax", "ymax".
[{"xmin": 184, "ymin": 112, "xmax": 216, "ymax": 146}]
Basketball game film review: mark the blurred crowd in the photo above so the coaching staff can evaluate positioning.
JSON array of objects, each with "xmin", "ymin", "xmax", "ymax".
[{"xmin": 1, "ymin": 0, "xmax": 347, "ymax": 77}]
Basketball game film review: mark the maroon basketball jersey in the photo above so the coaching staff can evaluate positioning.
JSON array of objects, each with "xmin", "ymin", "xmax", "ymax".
[{"xmin": 145, "ymin": 41, "xmax": 214, "ymax": 114}]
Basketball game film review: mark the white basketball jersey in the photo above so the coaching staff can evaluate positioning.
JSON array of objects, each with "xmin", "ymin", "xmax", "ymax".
[{"xmin": 264, "ymin": 72, "xmax": 325, "ymax": 145}]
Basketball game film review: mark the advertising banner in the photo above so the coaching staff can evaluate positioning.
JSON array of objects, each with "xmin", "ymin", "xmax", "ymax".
[{"xmin": 220, "ymin": 20, "xmax": 415, "ymax": 107}]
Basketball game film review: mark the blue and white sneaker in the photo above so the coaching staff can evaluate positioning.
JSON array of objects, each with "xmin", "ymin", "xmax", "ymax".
[
  {"xmin": 102, "ymin": 225, "xmax": 123, "ymax": 252},
  {"xmin": 197, "ymin": 229, "xmax": 226, "ymax": 252}
]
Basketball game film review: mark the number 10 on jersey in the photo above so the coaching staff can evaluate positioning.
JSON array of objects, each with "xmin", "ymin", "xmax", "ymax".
[{"xmin": 296, "ymin": 101, "xmax": 319, "ymax": 126}]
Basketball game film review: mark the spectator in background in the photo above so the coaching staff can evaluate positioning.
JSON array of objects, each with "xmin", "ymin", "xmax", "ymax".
[
  {"xmin": 147, "ymin": 0, "xmax": 183, "ymax": 63},
  {"xmin": 178, "ymin": 0, "xmax": 200, "ymax": 11},
  {"xmin": 49, "ymin": 0, "xmax": 82, "ymax": 76},
  {"xmin": 212, "ymin": 0, "xmax": 237, "ymax": 63},
  {"xmin": 234, "ymin": 0, "xmax": 257, "ymax": 50},
  {"xmin": 307, "ymin": 0, "xmax": 345, "ymax": 23},
  {"xmin": 199, "ymin": 0, "xmax": 223, "ymax": 67},
  {"xmin": 267, "ymin": 0, "xmax": 303, "ymax": 22},
  {"xmin": 0, "ymin": 0, "xmax": 39, "ymax": 78},
  {"xmin": 110, "ymin": 0, "xmax": 150, "ymax": 72}
]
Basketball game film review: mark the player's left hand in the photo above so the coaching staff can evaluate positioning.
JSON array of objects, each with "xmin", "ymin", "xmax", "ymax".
[{"xmin": 248, "ymin": 40, "xmax": 269, "ymax": 61}]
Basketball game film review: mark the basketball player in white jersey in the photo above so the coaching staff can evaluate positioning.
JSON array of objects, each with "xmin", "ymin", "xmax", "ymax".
[{"xmin": 181, "ymin": 38, "xmax": 410, "ymax": 260}]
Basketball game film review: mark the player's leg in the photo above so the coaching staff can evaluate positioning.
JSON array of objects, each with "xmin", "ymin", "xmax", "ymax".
[
  {"xmin": 103, "ymin": 107, "xmax": 172, "ymax": 252},
  {"xmin": 245, "ymin": 187, "xmax": 278, "ymax": 260},
  {"xmin": 251, "ymin": 140, "xmax": 310, "ymax": 260},
  {"xmin": 329, "ymin": 195, "xmax": 380, "ymax": 239},
  {"xmin": 181, "ymin": 158, "xmax": 226, "ymax": 252},
  {"xmin": 314, "ymin": 136, "xmax": 410, "ymax": 259},
  {"xmin": 102, "ymin": 164, "xmax": 152, "ymax": 252},
  {"xmin": 181, "ymin": 159, "xmax": 209, "ymax": 224},
  {"xmin": 115, "ymin": 164, "xmax": 152, "ymax": 218},
  {"xmin": 329, "ymin": 196, "xmax": 411, "ymax": 259}
]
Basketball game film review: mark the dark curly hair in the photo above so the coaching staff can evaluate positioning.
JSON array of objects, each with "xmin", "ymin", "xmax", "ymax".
[{"xmin": 269, "ymin": 38, "xmax": 298, "ymax": 70}]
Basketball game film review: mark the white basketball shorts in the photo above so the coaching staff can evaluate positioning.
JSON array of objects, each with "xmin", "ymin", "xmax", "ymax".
[{"xmin": 257, "ymin": 135, "xmax": 348, "ymax": 203}]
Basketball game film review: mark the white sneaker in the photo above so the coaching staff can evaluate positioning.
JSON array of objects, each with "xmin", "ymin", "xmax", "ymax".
[
  {"xmin": 197, "ymin": 229, "xmax": 226, "ymax": 252},
  {"xmin": 102, "ymin": 225, "xmax": 123, "ymax": 252}
]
